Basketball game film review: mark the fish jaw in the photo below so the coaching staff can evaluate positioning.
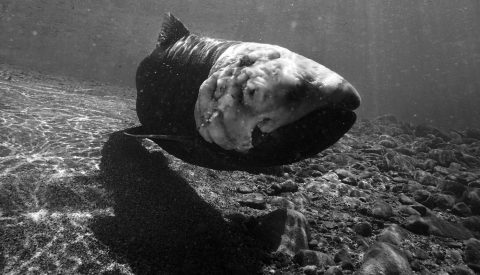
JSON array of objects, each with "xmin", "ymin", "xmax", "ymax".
[{"xmin": 194, "ymin": 42, "xmax": 361, "ymax": 152}]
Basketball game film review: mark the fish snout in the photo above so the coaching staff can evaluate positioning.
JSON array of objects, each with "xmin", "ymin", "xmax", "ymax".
[{"xmin": 328, "ymin": 81, "xmax": 361, "ymax": 111}]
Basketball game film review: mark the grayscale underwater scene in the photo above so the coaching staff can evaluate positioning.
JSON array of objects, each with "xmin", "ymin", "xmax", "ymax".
[{"xmin": 1, "ymin": 1, "xmax": 480, "ymax": 274}]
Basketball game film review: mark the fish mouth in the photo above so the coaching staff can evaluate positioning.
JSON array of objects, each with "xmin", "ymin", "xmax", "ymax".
[{"xmin": 203, "ymin": 107, "xmax": 356, "ymax": 167}]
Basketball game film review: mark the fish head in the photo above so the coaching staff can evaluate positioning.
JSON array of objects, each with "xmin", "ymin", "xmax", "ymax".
[{"xmin": 194, "ymin": 43, "xmax": 360, "ymax": 159}]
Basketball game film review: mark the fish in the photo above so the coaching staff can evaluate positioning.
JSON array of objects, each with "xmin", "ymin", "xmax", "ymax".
[{"xmin": 128, "ymin": 13, "xmax": 361, "ymax": 170}]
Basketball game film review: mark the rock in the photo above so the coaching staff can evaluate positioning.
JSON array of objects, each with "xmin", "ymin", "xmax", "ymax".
[
  {"xmin": 413, "ymin": 170, "xmax": 440, "ymax": 186},
  {"xmin": 466, "ymin": 128, "xmax": 480, "ymax": 140},
  {"xmin": 292, "ymin": 193, "xmax": 310, "ymax": 211},
  {"xmin": 275, "ymin": 180, "xmax": 299, "ymax": 193},
  {"xmin": 362, "ymin": 146, "xmax": 385, "ymax": 155},
  {"xmin": 379, "ymin": 139, "xmax": 397, "ymax": 148},
  {"xmin": 465, "ymin": 238, "xmax": 480, "ymax": 266},
  {"xmin": 255, "ymin": 209, "xmax": 310, "ymax": 256},
  {"xmin": 448, "ymin": 249, "xmax": 463, "ymax": 263},
  {"xmin": 428, "ymin": 149, "xmax": 459, "ymax": 167},
  {"xmin": 403, "ymin": 215, "xmax": 474, "ymax": 240},
  {"xmin": 453, "ymin": 266, "xmax": 476, "ymax": 275},
  {"xmin": 377, "ymin": 224, "xmax": 408, "ymax": 246},
  {"xmin": 271, "ymin": 197, "xmax": 295, "ymax": 210},
  {"xmin": 461, "ymin": 188, "xmax": 480, "ymax": 215},
  {"xmin": 461, "ymin": 216, "xmax": 480, "ymax": 235},
  {"xmin": 358, "ymin": 180, "xmax": 372, "ymax": 190},
  {"xmin": 293, "ymin": 249, "xmax": 334, "ymax": 268},
  {"xmin": 432, "ymin": 249, "xmax": 445, "ymax": 260},
  {"xmin": 433, "ymin": 193, "xmax": 456, "ymax": 210},
  {"xmin": 322, "ymin": 171, "xmax": 340, "ymax": 182},
  {"xmin": 325, "ymin": 266, "xmax": 343, "ymax": 275},
  {"xmin": 411, "ymin": 205, "xmax": 427, "ymax": 216},
  {"xmin": 452, "ymin": 202, "xmax": 472, "ymax": 217},
  {"xmin": 310, "ymin": 164, "xmax": 327, "ymax": 173},
  {"xmin": 372, "ymin": 201, "xmax": 394, "ymax": 220},
  {"xmin": 398, "ymin": 205, "xmax": 421, "ymax": 216},
  {"xmin": 236, "ymin": 185, "xmax": 254, "ymax": 194},
  {"xmin": 438, "ymin": 180, "xmax": 467, "ymax": 199},
  {"xmin": 356, "ymin": 242, "xmax": 413, "ymax": 275},
  {"xmin": 410, "ymin": 260, "xmax": 422, "ymax": 271},
  {"xmin": 238, "ymin": 193, "xmax": 267, "ymax": 210},
  {"xmin": 414, "ymin": 247, "xmax": 429, "ymax": 260},
  {"xmin": 322, "ymin": 154, "xmax": 356, "ymax": 166},
  {"xmin": 303, "ymin": 265, "xmax": 318, "ymax": 275},
  {"xmin": 334, "ymin": 248, "xmax": 354, "ymax": 270},
  {"xmin": 399, "ymin": 193, "xmax": 415, "ymax": 205},
  {"xmin": 403, "ymin": 180, "xmax": 424, "ymax": 193},
  {"xmin": 353, "ymin": 222, "xmax": 373, "ymax": 237},
  {"xmin": 381, "ymin": 151, "xmax": 417, "ymax": 172},
  {"xmin": 395, "ymin": 146, "xmax": 416, "ymax": 156},
  {"xmin": 413, "ymin": 190, "xmax": 435, "ymax": 208}
]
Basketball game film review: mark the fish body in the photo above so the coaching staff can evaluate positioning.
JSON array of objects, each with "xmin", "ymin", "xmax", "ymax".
[{"xmin": 132, "ymin": 13, "xmax": 360, "ymax": 170}]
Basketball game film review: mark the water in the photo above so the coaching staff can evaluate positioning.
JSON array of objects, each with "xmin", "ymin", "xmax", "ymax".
[{"xmin": 1, "ymin": 1, "xmax": 480, "ymax": 274}]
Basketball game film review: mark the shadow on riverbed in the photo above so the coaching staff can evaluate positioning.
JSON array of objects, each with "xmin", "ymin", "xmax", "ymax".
[{"xmin": 90, "ymin": 130, "xmax": 265, "ymax": 275}]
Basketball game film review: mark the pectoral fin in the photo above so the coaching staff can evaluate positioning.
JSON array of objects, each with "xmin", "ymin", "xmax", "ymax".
[{"xmin": 123, "ymin": 132, "xmax": 195, "ymax": 141}]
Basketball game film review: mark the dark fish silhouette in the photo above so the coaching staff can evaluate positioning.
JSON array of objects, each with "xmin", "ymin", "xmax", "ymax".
[{"xmin": 128, "ymin": 13, "xmax": 361, "ymax": 170}]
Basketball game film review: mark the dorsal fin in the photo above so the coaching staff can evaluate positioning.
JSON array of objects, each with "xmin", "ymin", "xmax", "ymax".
[{"xmin": 157, "ymin": 13, "xmax": 190, "ymax": 48}]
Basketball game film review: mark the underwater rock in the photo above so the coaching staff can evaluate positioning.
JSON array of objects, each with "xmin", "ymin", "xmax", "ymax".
[
  {"xmin": 372, "ymin": 201, "xmax": 394, "ymax": 220},
  {"xmin": 461, "ymin": 188, "xmax": 480, "ymax": 215},
  {"xmin": 433, "ymin": 193, "xmax": 456, "ymax": 210},
  {"xmin": 255, "ymin": 208, "xmax": 310, "ymax": 256},
  {"xmin": 428, "ymin": 149, "xmax": 460, "ymax": 167},
  {"xmin": 452, "ymin": 202, "xmax": 472, "ymax": 217},
  {"xmin": 353, "ymin": 221, "xmax": 373, "ymax": 237},
  {"xmin": 293, "ymin": 249, "xmax": 334, "ymax": 268},
  {"xmin": 404, "ymin": 215, "xmax": 473, "ymax": 240},
  {"xmin": 381, "ymin": 151, "xmax": 418, "ymax": 172},
  {"xmin": 237, "ymin": 193, "xmax": 267, "ymax": 210},
  {"xmin": 333, "ymin": 248, "xmax": 354, "ymax": 270},
  {"xmin": 438, "ymin": 180, "xmax": 467, "ymax": 198},
  {"xmin": 464, "ymin": 238, "xmax": 480, "ymax": 267},
  {"xmin": 356, "ymin": 242, "xmax": 413, "ymax": 275},
  {"xmin": 466, "ymin": 128, "xmax": 480, "ymax": 140},
  {"xmin": 377, "ymin": 224, "xmax": 408, "ymax": 246},
  {"xmin": 413, "ymin": 170, "xmax": 440, "ymax": 186}
]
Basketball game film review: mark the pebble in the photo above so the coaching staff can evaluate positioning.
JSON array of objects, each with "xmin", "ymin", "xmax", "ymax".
[
  {"xmin": 371, "ymin": 200, "xmax": 394, "ymax": 220},
  {"xmin": 465, "ymin": 238, "xmax": 480, "ymax": 266},
  {"xmin": 377, "ymin": 224, "xmax": 407, "ymax": 246},
  {"xmin": 303, "ymin": 265, "xmax": 317, "ymax": 275},
  {"xmin": 453, "ymin": 266, "xmax": 476, "ymax": 275},
  {"xmin": 334, "ymin": 248, "xmax": 354, "ymax": 270},
  {"xmin": 353, "ymin": 222, "xmax": 372, "ymax": 237},
  {"xmin": 238, "ymin": 193, "xmax": 267, "ymax": 210},
  {"xmin": 414, "ymin": 247, "xmax": 429, "ymax": 260},
  {"xmin": 404, "ymin": 215, "xmax": 474, "ymax": 240},
  {"xmin": 399, "ymin": 193, "xmax": 415, "ymax": 205},
  {"xmin": 432, "ymin": 248, "xmax": 445, "ymax": 260},
  {"xmin": 448, "ymin": 249, "xmax": 463, "ymax": 263},
  {"xmin": 276, "ymin": 180, "xmax": 299, "ymax": 193},
  {"xmin": 325, "ymin": 266, "xmax": 344, "ymax": 275},
  {"xmin": 452, "ymin": 202, "xmax": 472, "ymax": 217},
  {"xmin": 236, "ymin": 185, "xmax": 253, "ymax": 194},
  {"xmin": 398, "ymin": 205, "xmax": 421, "ymax": 216},
  {"xmin": 293, "ymin": 249, "xmax": 334, "ymax": 268}
]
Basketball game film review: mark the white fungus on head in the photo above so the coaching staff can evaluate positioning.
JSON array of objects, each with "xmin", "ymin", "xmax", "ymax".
[{"xmin": 194, "ymin": 42, "xmax": 345, "ymax": 152}]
